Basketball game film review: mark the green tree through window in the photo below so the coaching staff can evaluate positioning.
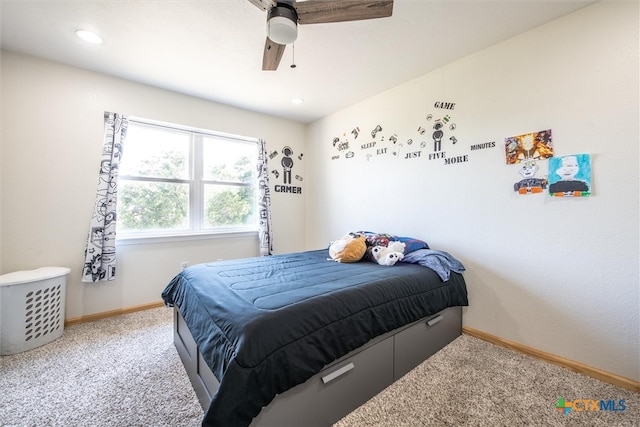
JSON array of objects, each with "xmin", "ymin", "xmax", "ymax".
[
  {"xmin": 119, "ymin": 151, "xmax": 189, "ymax": 230},
  {"xmin": 117, "ymin": 119, "xmax": 258, "ymax": 238},
  {"xmin": 204, "ymin": 156, "xmax": 256, "ymax": 227}
]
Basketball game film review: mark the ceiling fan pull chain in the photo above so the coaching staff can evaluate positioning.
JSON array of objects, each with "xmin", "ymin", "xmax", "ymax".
[{"xmin": 291, "ymin": 43, "xmax": 297, "ymax": 68}]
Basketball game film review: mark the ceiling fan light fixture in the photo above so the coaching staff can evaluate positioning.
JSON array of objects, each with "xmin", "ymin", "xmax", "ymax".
[{"xmin": 267, "ymin": 5, "xmax": 298, "ymax": 45}]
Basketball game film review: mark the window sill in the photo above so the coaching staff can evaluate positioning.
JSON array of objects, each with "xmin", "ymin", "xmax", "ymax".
[{"xmin": 116, "ymin": 229, "xmax": 258, "ymax": 246}]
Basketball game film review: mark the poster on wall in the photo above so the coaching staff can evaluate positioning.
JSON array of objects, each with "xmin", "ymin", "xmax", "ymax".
[
  {"xmin": 548, "ymin": 153, "xmax": 591, "ymax": 197},
  {"xmin": 505, "ymin": 129, "xmax": 553, "ymax": 164},
  {"xmin": 513, "ymin": 159, "xmax": 548, "ymax": 195}
]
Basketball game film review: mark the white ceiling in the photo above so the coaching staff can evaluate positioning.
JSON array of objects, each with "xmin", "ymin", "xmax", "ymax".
[{"xmin": 1, "ymin": 0, "xmax": 597, "ymax": 124}]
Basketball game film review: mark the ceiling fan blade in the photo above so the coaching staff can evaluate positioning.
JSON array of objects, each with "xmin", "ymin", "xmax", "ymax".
[
  {"xmin": 262, "ymin": 37, "xmax": 286, "ymax": 70},
  {"xmin": 296, "ymin": 0, "xmax": 393, "ymax": 25},
  {"xmin": 248, "ymin": 0, "xmax": 276, "ymax": 12}
]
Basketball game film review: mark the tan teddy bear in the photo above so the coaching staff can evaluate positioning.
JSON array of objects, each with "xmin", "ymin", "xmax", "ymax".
[{"xmin": 328, "ymin": 233, "xmax": 367, "ymax": 263}]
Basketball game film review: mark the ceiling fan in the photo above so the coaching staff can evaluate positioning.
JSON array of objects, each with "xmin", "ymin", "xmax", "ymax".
[{"xmin": 248, "ymin": 0, "xmax": 394, "ymax": 70}]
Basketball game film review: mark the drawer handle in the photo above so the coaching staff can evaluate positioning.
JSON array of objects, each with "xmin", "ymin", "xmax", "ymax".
[
  {"xmin": 322, "ymin": 362, "xmax": 355, "ymax": 384},
  {"xmin": 427, "ymin": 315, "xmax": 444, "ymax": 326}
]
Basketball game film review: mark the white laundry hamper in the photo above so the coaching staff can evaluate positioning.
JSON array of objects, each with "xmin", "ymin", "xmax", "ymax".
[{"xmin": 0, "ymin": 267, "xmax": 70, "ymax": 355}]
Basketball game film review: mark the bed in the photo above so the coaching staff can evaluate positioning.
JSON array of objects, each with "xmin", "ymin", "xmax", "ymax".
[{"xmin": 162, "ymin": 248, "xmax": 468, "ymax": 427}]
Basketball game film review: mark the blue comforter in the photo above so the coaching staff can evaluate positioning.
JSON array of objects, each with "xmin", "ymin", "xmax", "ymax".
[{"xmin": 161, "ymin": 249, "xmax": 468, "ymax": 427}]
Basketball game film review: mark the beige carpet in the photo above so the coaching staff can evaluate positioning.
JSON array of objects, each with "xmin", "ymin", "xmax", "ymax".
[
  {"xmin": 334, "ymin": 333, "xmax": 639, "ymax": 427},
  {"xmin": 1, "ymin": 307, "xmax": 637, "ymax": 426},
  {"xmin": 0, "ymin": 307, "xmax": 203, "ymax": 426}
]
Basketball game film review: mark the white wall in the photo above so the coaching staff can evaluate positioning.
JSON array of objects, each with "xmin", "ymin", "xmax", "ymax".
[
  {"xmin": 1, "ymin": 1, "xmax": 637, "ymax": 384},
  {"xmin": 305, "ymin": 1, "xmax": 639, "ymax": 381},
  {"xmin": 0, "ymin": 51, "xmax": 306, "ymax": 319}
]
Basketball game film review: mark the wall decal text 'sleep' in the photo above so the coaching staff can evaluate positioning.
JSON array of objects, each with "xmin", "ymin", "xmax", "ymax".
[{"xmin": 330, "ymin": 101, "xmax": 474, "ymax": 166}]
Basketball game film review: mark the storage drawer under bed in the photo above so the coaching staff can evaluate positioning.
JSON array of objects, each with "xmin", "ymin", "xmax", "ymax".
[
  {"xmin": 251, "ymin": 334, "xmax": 394, "ymax": 427},
  {"xmin": 174, "ymin": 308, "xmax": 219, "ymax": 407},
  {"xmin": 174, "ymin": 305, "xmax": 461, "ymax": 426},
  {"xmin": 393, "ymin": 305, "xmax": 462, "ymax": 379}
]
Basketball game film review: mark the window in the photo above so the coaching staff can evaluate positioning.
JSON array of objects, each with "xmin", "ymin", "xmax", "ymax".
[{"xmin": 117, "ymin": 118, "xmax": 259, "ymax": 240}]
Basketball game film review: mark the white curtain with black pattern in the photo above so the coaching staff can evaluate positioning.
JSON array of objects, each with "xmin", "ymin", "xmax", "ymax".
[
  {"xmin": 257, "ymin": 139, "xmax": 273, "ymax": 256},
  {"xmin": 82, "ymin": 112, "xmax": 128, "ymax": 282}
]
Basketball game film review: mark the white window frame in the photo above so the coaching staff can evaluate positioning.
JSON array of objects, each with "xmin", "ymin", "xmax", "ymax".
[{"xmin": 116, "ymin": 117, "xmax": 259, "ymax": 245}]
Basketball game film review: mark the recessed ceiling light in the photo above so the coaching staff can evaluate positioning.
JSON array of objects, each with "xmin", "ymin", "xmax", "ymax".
[
  {"xmin": 291, "ymin": 98, "xmax": 304, "ymax": 104},
  {"xmin": 75, "ymin": 29, "xmax": 103, "ymax": 45}
]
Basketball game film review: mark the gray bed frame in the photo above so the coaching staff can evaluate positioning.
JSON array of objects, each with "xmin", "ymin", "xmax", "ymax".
[{"xmin": 173, "ymin": 305, "xmax": 462, "ymax": 426}]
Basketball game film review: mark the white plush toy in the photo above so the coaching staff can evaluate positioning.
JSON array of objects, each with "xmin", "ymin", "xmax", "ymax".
[{"xmin": 370, "ymin": 241, "xmax": 406, "ymax": 266}]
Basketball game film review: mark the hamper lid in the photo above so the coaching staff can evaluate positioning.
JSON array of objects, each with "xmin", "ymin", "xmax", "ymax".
[{"xmin": 0, "ymin": 267, "xmax": 71, "ymax": 286}]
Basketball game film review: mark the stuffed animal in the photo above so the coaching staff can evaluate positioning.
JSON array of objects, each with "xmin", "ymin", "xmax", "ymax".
[
  {"xmin": 328, "ymin": 233, "xmax": 367, "ymax": 263},
  {"xmin": 370, "ymin": 241, "xmax": 406, "ymax": 266}
]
